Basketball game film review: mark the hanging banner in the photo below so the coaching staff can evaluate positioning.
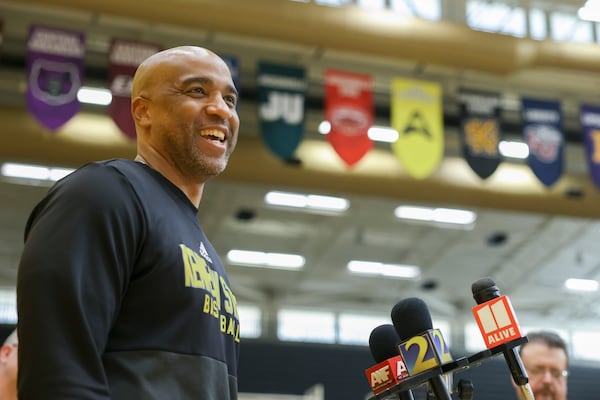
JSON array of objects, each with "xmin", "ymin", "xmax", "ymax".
[
  {"xmin": 579, "ymin": 104, "xmax": 600, "ymax": 190},
  {"xmin": 458, "ymin": 89, "xmax": 502, "ymax": 179},
  {"xmin": 390, "ymin": 78, "xmax": 444, "ymax": 179},
  {"xmin": 257, "ymin": 62, "xmax": 306, "ymax": 161},
  {"xmin": 109, "ymin": 39, "xmax": 161, "ymax": 139},
  {"xmin": 221, "ymin": 54, "xmax": 240, "ymax": 96},
  {"xmin": 521, "ymin": 97, "xmax": 564, "ymax": 187},
  {"xmin": 324, "ymin": 69, "xmax": 373, "ymax": 167},
  {"xmin": 26, "ymin": 25, "xmax": 85, "ymax": 131}
]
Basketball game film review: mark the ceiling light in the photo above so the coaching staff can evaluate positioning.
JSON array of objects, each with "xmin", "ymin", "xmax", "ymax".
[
  {"xmin": 347, "ymin": 260, "xmax": 420, "ymax": 279},
  {"xmin": 499, "ymin": 140, "xmax": 529, "ymax": 159},
  {"xmin": 265, "ymin": 191, "xmax": 349, "ymax": 212},
  {"xmin": 579, "ymin": 1, "xmax": 600, "ymax": 22},
  {"xmin": 77, "ymin": 86, "xmax": 113, "ymax": 105},
  {"xmin": 394, "ymin": 205, "xmax": 477, "ymax": 226},
  {"xmin": 318, "ymin": 120, "xmax": 399, "ymax": 143},
  {"xmin": 227, "ymin": 249, "xmax": 305, "ymax": 270},
  {"xmin": 1, "ymin": 162, "xmax": 75, "ymax": 182},
  {"xmin": 565, "ymin": 278, "xmax": 599, "ymax": 292}
]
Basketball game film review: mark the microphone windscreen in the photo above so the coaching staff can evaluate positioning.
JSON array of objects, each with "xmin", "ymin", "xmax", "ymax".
[
  {"xmin": 391, "ymin": 297, "xmax": 433, "ymax": 340},
  {"xmin": 368, "ymin": 324, "xmax": 401, "ymax": 363},
  {"xmin": 471, "ymin": 277, "xmax": 500, "ymax": 304}
]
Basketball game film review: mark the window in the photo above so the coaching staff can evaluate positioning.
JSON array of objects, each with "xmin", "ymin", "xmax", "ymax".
[
  {"xmin": 529, "ymin": 8, "xmax": 547, "ymax": 40},
  {"xmin": 239, "ymin": 304, "xmax": 261, "ymax": 339},
  {"xmin": 466, "ymin": 0, "xmax": 526, "ymax": 37},
  {"xmin": 551, "ymin": 11, "xmax": 594, "ymax": 43},
  {"xmin": 338, "ymin": 313, "xmax": 389, "ymax": 345},
  {"xmin": 278, "ymin": 309, "xmax": 336, "ymax": 343}
]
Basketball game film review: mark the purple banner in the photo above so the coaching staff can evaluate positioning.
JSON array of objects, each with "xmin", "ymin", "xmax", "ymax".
[
  {"xmin": 521, "ymin": 97, "xmax": 564, "ymax": 187},
  {"xmin": 26, "ymin": 25, "xmax": 85, "ymax": 131},
  {"xmin": 580, "ymin": 104, "xmax": 600, "ymax": 189},
  {"xmin": 109, "ymin": 39, "xmax": 160, "ymax": 139}
]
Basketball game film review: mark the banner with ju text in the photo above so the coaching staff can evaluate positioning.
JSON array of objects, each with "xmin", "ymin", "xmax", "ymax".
[{"xmin": 257, "ymin": 62, "xmax": 306, "ymax": 162}]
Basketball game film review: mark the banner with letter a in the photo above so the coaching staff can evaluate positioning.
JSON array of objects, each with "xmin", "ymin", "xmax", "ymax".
[
  {"xmin": 390, "ymin": 78, "xmax": 444, "ymax": 179},
  {"xmin": 579, "ymin": 104, "xmax": 600, "ymax": 190},
  {"xmin": 109, "ymin": 39, "xmax": 161, "ymax": 139},
  {"xmin": 257, "ymin": 62, "xmax": 306, "ymax": 161},
  {"xmin": 26, "ymin": 25, "xmax": 85, "ymax": 131},
  {"xmin": 324, "ymin": 69, "xmax": 373, "ymax": 167},
  {"xmin": 521, "ymin": 97, "xmax": 564, "ymax": 187},
  {"xmin": 458, "ymin": 89, "xmax": 502, "ymax": 179}
]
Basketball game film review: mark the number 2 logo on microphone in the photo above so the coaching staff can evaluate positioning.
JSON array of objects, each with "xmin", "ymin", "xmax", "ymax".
[{"xmin": 397, "ymin": 329, "xmax": 452, "ymax": 375}]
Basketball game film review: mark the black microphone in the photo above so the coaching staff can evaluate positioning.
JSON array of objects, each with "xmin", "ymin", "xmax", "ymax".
[
  {"xmin": 471, "ymin": 277, "xmax": 534, "ymax": 400},
  {"xmin": 367, "ymin": 324, "xmax": 415, "ymax": 400},
  {"xmin": 391, "ymin": 298, "xmax": 453, "ymax": 400}
]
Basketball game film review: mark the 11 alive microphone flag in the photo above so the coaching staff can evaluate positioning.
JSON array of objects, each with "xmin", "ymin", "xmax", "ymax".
[
  {"xmin": 472, "ymin": 289, "xmax": 522, "ymax": 347},
  {"xmin": 471, "ymin": 277, "xmax": 535, "ymax": 400}
]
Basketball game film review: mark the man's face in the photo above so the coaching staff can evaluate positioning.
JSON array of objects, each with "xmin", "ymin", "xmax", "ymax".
[{"xmin": 520, "ymin": 342, "xmax": 568, "ymax": 400}]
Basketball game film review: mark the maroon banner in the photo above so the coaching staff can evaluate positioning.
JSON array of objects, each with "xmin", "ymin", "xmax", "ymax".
[
  {"xmin": 109, "ymin": 39, "xmax": 161, "ymax": 139},
  {"xmin": 324, "ymin": 69, "xmax": 373, "ymax": 167},
  {"xmin": 26, "ymin": 25, "xmax": 85, "ymax": 131}
]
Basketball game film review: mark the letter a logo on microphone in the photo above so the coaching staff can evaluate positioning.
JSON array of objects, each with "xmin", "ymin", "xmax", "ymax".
[{"xmin": 472, "ymin": 295, "xmax": 522, "ymax": 349}]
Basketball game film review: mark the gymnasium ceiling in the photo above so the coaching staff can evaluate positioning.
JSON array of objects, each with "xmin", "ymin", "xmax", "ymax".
[{"xmin": 1, "ymin": 0, "xmax": 600, "ymax": 335}]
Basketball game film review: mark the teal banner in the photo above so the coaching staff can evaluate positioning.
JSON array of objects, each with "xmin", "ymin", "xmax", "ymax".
[{"xmin": 257, "ymin": 62, "xmax": 306, "ymax": 161}]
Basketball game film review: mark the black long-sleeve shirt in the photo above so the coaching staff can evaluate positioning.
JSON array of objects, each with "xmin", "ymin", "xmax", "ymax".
[{"xmin": 17, "ymin": 159, "xmax": 240, "ymax": 399}]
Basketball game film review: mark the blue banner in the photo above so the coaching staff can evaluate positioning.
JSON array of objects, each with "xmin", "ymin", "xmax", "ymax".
[
  {"xmin": 521, "ymin": 98, "xmax": 564, "ymax": 187},
  {"xmin": 257, "ymin": 62, "xmax": 306, "ymax": 161}
]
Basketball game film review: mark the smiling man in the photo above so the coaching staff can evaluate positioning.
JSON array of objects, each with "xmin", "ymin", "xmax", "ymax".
[{"xmin": 17, "ymin": 46, "xmax": 241, "ymax": 400}]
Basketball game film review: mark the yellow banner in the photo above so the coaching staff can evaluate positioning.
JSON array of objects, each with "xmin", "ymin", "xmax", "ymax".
[{"xmin": 390, "ymin": 78, "xmax": 444, "ymax": 179}]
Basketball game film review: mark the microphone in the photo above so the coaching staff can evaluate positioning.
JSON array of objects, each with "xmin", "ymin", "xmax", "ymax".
[
  {"xmin": 366, "ymin": 324, "xmax": 414, "ymax": 400},
  {"xmin": 471, "ymin": 277, "xmax": 534, "ymax": 400},
  {"xmin": 391, "ymin": 298, "xmax": 453, "ymax": 400}
]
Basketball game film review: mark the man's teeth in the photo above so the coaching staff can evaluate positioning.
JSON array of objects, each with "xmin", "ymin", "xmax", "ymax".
[{"xmin": 201, "ymin": 129, "xmax": 225, "ymax": 141}]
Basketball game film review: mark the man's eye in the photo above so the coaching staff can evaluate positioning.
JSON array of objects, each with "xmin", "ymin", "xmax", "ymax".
[
  {"xmin": 224, "ymin": 95, "xmax": 237, "ymax": 106},
  {"xmin": 189, "ymin": 87, "xmax": 206, "ymax": 95}
]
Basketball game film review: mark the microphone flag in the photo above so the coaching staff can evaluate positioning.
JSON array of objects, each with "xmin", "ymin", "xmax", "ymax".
[
  {"xmin": 472, "ymin": 295, "xmax": 523, "ymax": 348},
  {"xmin": 365, "ymin": 355, "xmax": 410, "ymax": 395},
  {"xmin": 397, "ymin": 328, "xmax": 453, "ymax": 375}
]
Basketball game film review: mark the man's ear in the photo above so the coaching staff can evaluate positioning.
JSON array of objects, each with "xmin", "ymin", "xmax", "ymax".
[
  {"xmin": 0, "ymin": 344, "xmax": 11, "ymax": 363},
  {"xmin": 132, "ymin": 96, "xmax": 151, "ymax": 128}
]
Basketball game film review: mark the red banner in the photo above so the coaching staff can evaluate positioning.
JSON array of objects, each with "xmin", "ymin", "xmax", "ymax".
[
  {"xmin": 109, "ymin": 39, "xmax": 161, "ymax": 139},
  {"xmin": 324, "ymin": 69, "xmax": 373, "ymax": 167}
]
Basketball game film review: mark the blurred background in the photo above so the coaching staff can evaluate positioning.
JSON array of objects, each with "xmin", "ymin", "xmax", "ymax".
[{"xmin": 2, "ymin": 0, "xmax": 600, "ymax": 398}]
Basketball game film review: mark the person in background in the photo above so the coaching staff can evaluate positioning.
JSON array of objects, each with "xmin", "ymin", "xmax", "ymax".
[
  {"xmin": 516, "ymin": 330, "xmax": 568, "ymax": 400},
  {"xmin": 0, "ymin": 329, "xmax": 17, "ymax": 400},
  {"xmin": 17, "ymin": 46, "xmax": 240, "ymax": 399}
]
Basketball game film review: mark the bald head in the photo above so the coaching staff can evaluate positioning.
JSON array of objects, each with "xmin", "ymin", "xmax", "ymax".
[{"xmin": 132, "ymin": 46, "xmax": 228, "ymax": 99}]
